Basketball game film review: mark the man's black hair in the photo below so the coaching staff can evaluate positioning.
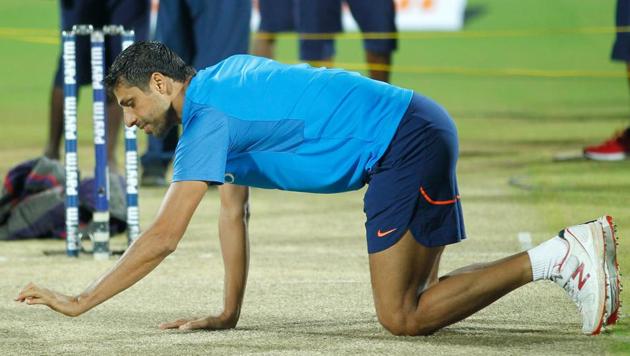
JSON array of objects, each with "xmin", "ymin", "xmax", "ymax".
[{"xmin": 104, "ymin": 41, "xmax": 196, "ymax": 94}]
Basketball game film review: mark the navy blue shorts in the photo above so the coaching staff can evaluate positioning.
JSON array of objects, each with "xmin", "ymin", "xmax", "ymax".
[
  {"xmin": 53, "ymin": 0, "xmax": 149, "ymax": 87},
  {"xmin": 612, "ymin": 0, "xmax": 630, "ymax": 61},
  {"xmin": 363, "ymin": 94, "xmax": 466, "ymax": 254},
  {"xmin": 156, "ymin": 0, "xmax": 251, "ymax": 69},
  {"xmin": 298, "ymin": 0, "xmax": 397, "ymax": 61},
  {"xmin": 259, "ymin": 0, "xmax": 296, "ymax": 33}
]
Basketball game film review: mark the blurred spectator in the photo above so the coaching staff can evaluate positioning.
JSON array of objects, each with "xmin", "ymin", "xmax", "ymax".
[
  {"xmin": 298, "ymin": 0, "xmax": 397, "ymax": 82},
  {"xmin": 252, "ymin": 0, "xmax": 296, "ymax": 59},
  {"xmin": 140, "ymin": 0, "xmax": 251, "ymax": 186},
  {"xmin": 253, "ymin": 0, "xmax": 397, "ymax": 82},
  {"xmin": 583, "ymin": 0, "xmax": 630, "ymax": 160},
  {"xmin": 45, "ymin": 0, "xmax": 149, "ymax": 168}
]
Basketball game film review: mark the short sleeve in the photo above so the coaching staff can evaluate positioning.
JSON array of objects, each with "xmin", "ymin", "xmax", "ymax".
[{"xmin": 172, "ymin": 105, "xmax": 229, "ymax": 184}]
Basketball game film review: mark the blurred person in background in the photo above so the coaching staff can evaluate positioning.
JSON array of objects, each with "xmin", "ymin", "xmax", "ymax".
[
  {"xmin": 298, "ymin": 0, "xmax": 397, "ymax": 83},
  {"xmin": 252, "ymin": 0, "xmax": 296, "ymax": 59},
  {"xmin": 253, "ymin": 0, "xmax": 397, "ymax": 82},
  {"xmin": 44, "ymin": 0, "xmax": 149, "ymax": 168},
  {"xmin": 583, "ymin": 0, "xmax": 630, "ymax": 160},
  {"xmin": 140, "ymin": 0, "xmax": 251, "ymax": 186}
]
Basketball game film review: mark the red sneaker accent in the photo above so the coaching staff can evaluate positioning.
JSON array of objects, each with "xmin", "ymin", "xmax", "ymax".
[{"xmin": 584, "ymin": 130, "xmax": 630, "ymax": 161}]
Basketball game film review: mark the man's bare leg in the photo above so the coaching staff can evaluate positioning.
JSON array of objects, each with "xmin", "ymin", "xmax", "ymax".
[
  {"xmin": 306, "ymin": 57, "xmax": 333, "ymax": 69},
  {"xmin": 107, "ymin": 100, "xmax": 122, "ymax": 170},
  {"xmin": 365, "ymin": 50, "xmax": 391, "ymax": 83},
  {"xmin": 44, "ymin": 86, "xmax": 122, "ymax": 170},
  {"xmin": 304, "ymin": 52, "xmax": 388, "ymax": 77},
  {"xmin": 369, "ymin": 230, "xmax": 532, "ymax": 336},
  {"xmin": 44, "ymin": 86, "xmax": 64, "ymax": 160},
  {"xmin": 252, "ymin": 34, "xmax": 277, "ymax": 59}
]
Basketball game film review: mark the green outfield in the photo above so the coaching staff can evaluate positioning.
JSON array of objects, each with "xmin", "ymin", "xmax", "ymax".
[{"xmin": 1, "ymin": 0, "xmax": 628, "ymax": 354}]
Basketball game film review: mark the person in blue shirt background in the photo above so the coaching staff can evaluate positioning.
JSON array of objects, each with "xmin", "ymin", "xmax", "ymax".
[
  {"xmin": 17, "ymin": 42, "xmax": 620, "ymax": 337},
  {"xmin": 140, "ymin": 0, "xmax": 251, "ymax": 186}
]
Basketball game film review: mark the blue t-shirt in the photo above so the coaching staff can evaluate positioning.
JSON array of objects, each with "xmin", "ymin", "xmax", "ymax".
[{"xmin": 172, "ymin": 55, "xmax": 413, "ymax": 193}]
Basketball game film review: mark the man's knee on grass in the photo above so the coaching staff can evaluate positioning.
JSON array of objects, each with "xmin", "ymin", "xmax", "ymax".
[{"xmin": 377, "ymin": 307, "xmax": 438, "ymax": 336}]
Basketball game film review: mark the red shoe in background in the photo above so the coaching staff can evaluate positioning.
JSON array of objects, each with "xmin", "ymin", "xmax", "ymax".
[{"xmin": 583, "ymin": 128, "xmax": 630, "ymax": 161}]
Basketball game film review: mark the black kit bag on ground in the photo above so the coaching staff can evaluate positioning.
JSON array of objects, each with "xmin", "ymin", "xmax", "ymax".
[{"xmin": 0, "ymin": 156, "xmax": 127, "ymax": 240}]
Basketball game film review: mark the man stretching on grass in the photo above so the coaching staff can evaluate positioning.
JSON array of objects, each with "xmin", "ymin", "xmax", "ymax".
[{"xmin": 17, "ymin": 42, "xmax": 621, "ymax": 336}]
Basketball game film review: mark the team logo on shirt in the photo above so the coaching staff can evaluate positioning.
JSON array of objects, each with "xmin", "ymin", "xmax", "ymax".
[{"xmin": 225, "ymin": 173, "xmax": 235, "ymax": 183}]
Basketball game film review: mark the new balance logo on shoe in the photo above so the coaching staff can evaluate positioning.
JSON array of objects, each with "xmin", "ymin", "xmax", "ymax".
[
  {"xmin": 571, "ymin": 262, "xmax": 591, "ymax": 291},
  {"xmin": 554, "ymin": 221, "xmax": 606, "ymax": 335}
]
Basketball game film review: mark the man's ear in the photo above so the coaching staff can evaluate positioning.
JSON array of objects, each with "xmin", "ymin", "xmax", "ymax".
[{"xmin": 150, "ymin": 72, "xmax": 166, "ymax": 94}]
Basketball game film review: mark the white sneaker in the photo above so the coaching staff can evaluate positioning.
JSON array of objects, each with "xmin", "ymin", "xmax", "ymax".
[
  {"xmin": 552, "ymin": 220, "xmax": 607, "ymax": 335},
  {"xmin": 598, "ymin": 216, "xmax": 621, "ymax": 326}
]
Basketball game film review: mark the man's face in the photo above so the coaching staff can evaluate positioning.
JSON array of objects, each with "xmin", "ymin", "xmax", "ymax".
[{"xmin": 114, "ymin": 80, "xmax": 178, "ymax": 137}]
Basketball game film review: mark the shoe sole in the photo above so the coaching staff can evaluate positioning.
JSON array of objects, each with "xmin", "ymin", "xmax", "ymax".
[
  {"xmin": 583, "ymin": 152, "xmax": 627, "ymax": 161},
  {"xmin": 599, "ymin": 216, "xmax": 621, "ymax": 326},
  {"xmin": 565, "ymin": 223, "xmax": 608, "ymax": 335}
]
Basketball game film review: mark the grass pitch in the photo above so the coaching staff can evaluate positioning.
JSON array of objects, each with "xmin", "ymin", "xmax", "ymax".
[{"xmin": 1, "ymin": 0, "xmax": 629, "ymax": 354}]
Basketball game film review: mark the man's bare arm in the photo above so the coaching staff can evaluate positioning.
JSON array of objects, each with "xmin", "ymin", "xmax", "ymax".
[
  {"xmin": 159, "ymin": 184, "xmax": 250, "ymax": 330},
  {"xmin": 218, "ymin": 184, "xmax": 250, "ymax": 325},
  {"xmin": 16, "ymin": 181, "xmax": 208, "ymax": 316}
]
